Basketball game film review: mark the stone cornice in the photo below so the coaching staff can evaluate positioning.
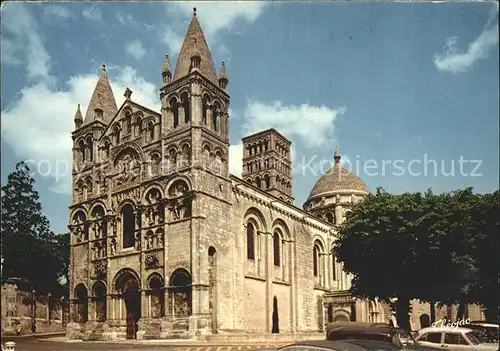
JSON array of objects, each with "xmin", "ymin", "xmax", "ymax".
[{"xmin": 230, "ymin": 174, "xmax": 333, "ymax": 233}]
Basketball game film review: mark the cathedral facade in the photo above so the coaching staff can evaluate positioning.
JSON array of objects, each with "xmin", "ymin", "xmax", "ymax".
[{"xmin": 68, "ymin": 9, "xmax": 481, "ymax": 341}]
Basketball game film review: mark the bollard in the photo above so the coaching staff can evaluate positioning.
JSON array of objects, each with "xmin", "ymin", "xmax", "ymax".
[{"xmin": 4, "ymin": 341, "xmax": 16, "ymax": 351}]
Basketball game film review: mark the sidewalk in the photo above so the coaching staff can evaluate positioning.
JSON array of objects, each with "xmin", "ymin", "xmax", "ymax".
[
  {"xmin": 3, "ymin": 331, "xmax": 65, "ymax": 339},
  {"xmin": 38, "ymin": 336, "xmax": 291, "ymax": 346}
]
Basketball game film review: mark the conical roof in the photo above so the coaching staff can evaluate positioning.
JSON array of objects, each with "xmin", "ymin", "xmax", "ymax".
[
  {"xmin": 74, "ymin": 104, "xmax": 83, "ymax": 122},
  {"xmin": 83, "ymin": 64, "xmax": 118, "ymax": 125},
  {"xmin": 173, "ymin": 8, "xmax": 218, "ymax": 85},
  {"xmin": 219, "ymin": 61, "xmax": 228, "ymax": 79}
]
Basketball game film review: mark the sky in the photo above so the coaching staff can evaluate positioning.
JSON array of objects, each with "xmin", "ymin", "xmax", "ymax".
[{"xmin": 1, "ymin": 1, "xmax": 498, "ymax": 234}]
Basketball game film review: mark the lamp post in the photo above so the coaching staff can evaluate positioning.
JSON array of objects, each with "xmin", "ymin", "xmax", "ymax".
[{"xmin": 32, "ymin": 288, "xmax": 36, "ymax": 334}]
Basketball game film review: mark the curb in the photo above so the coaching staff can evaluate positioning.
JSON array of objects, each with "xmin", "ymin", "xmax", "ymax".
[
  {"xmin": 38, "ymin": 338, "xmax": 293, "ymax": 346},
  {"xmin": 3, "ymin": 332, "xmax": 66, "ymax": 339}
]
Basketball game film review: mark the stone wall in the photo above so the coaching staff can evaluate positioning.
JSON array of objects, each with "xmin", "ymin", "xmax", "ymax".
[{"xmin": 1, "ymin": 282, "xmax": 69, "ymax": 335}]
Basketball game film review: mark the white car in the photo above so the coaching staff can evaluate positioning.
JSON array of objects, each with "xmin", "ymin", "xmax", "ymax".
[{"xmin": 415, "ymin": 326, "xmax": 499, "ymax": 350}]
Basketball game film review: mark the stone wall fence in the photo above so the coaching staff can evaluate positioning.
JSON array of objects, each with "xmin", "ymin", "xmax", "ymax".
[{"xmin": 1, "ymin": 280, "xmax": 69, "ymax": 336}]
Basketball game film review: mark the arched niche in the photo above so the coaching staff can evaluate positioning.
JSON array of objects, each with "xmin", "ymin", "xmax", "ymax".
[
  {"xmin": 146, "ymin": 273, "xmax": 165, "ymax": 318},
  {"xmin": 92, "ymin": 280, "xmax": 107, "ymax": 322},
  {"xmin": 168, "ymin": 268, "xmax": 192, "ymax": 318},
  {"xmin": 74, "ymin": 283, "xmax": 88, "ymax": 323}
]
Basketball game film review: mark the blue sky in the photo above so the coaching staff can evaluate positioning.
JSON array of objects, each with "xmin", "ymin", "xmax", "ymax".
[{"xmin": 1, "ymin": 1, "xmax": 498, "ymax": 234}]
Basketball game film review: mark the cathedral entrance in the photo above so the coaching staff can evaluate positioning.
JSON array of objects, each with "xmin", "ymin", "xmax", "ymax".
[{"xmin": 115, "ymin": 269, "xmax": 141, "ymax": 339}]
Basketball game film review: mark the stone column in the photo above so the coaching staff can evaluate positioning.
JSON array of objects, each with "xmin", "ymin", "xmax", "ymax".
[{"xmin": 266, "ymin": 232, "xmax": 273, "ymax": 333}]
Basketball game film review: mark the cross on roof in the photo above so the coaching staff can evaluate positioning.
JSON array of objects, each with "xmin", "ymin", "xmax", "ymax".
[{"xmin": 124, "ymin": 87, "xmax": 133, "ymax": 100}]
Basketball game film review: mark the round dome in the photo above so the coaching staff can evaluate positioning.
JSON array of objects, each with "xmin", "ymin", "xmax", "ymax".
[
  {"xmin": 306, "ymin": 149, "xmax": 369, "ymax": 203},
  {"xmin": 308, "ymin": 165, "xmax": 369, "ymax": 200}
]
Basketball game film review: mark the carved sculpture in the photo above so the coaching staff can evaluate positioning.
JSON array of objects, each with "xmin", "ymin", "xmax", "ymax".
[
  {"xmin": 145, "ymin": 253, "xmax": 160, "ymax": 269},
  {"xmin": 93, "ymin": 260, "xmax": 107, "ymax": 278},
  {"xmin": 110, "ymin": 238, "xmax": 117, "ymax": 256}
]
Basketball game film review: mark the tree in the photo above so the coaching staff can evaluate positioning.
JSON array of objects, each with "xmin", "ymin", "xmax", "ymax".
[
  {"xmin": 1, "ymin": 161, "xmax": 67, "ymax": 295},
  {"xmin": 467, "ymin": 190, "xmax": 500, "ymax": 321},
  {"xmin": 333, "ymin": 188, "xmax": 434, "ymax": 330}
]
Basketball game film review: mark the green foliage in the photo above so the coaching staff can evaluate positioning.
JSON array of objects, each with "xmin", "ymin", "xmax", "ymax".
[
  {"xmin": 1, "ymin": 161, "xmax": 68, "ymax": 297},
  {"xmin": 333, "ymin": 187, "xmax": 499, "ymax": 326}
]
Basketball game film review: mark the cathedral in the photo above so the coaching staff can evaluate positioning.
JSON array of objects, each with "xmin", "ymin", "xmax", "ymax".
[{"xmin": 67, "ymin": 8, "xmax": 482, "ymax": 341}]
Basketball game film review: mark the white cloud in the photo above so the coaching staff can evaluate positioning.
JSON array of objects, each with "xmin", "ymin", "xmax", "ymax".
[
  {"xmin": 228, "ymin": 143, "xmax": 244, "ymax": 177},
  {"xmin": 125, "ymin": 40, "xmax": 147, "ymax": 60},
  {"xmin": 161, "ymin": 2, "xmax": 269, "ymax": 56},
  {"xmin": 82, "ymin": 5, "xmax": 102, "ymax": 21},
  {"xmin": 433, "ymin": 9, "xmax": 498, "ymax": 73},
  {"xmin": 1, "ymin": 67, "xmax": 161, "ymax": 195},
  {"xmin": 43, "ymin": 5, "xmax": 74, "ymax": 20},
  {"xmin": 242, "ymin": 100, "xmax": 346, "ymax": 149},
  {"xmin": 2, "ymin": 3, "xmax": 53, "ymax": 83},
  {"xmin": 1, "ymin": 5, "xmax": 161, "ymax": 195}
]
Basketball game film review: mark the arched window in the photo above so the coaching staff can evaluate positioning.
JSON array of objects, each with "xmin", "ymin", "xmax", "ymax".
[
  {"xmin": 181, "ymin": 92, "xmax": 190, "ymax": 123},
  {"xmin": 202, "ymin": 97, "xmax": 208, "ymax": 125},
  {"xmin": 326, "ymin": 212, "xmax": 334, "ymax": 224},
  {"xmin": 125, "ymin": 112, "xmax": 132, "ymax": 134},
  {"xmin": 147, "ymin": 121, "xmax": 155, "ymax": 141},
  {"xmin": 264, "ymin": 174, "xmax": 271, "ymax": 189},
  {"xmin": 114, "ymin": 126, "xmax": 121, "ymax": 145},
  {"xmin": 273, "ymin": 231, "xmax": 281, "ymax": 266},
  {"xmin": 135, "ymin": 117, "xmax": 142, "ymax": 137},
  {"xmin": 332, "ymin": 255, "xmax": 337, "ymax": 280},
  {"xmin": 313, "ymin": 246, "xmax": 319, "ymax": 276},
  {"xmin": 170, "ymin": 98, "xmax": 179, "ymax": 128},
  {"xmin": 246, "ymin": 221, "xmax": 255, "ymax": 260},
  {"xmin": 212, "ymin": 103, "xmax": 219, "ymax": 132},
  {"xmin": 255, "ymin": 176, "xmax": 262, "ymax": 189},
  {"xmin": 86, "ymin": 137, "xmax": 94, "ymax": 162},
  {"xmin": 122, "ymin": 204, "xmax": 135, "ymax": 249}
]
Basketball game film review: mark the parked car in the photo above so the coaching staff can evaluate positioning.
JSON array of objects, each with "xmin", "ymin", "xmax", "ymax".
[
  {"xmin": 278, "ymin": 339, "xmax": 402, "ymax": 351},
  {"xmin": 464, "ymin": 321, "xmax": 499, "ymax": 343},
  {"xmin": 325, "ymin": 322, "xmax": 441, "ymax": 350},
  {"xmin": 415, "ymin": 326, "xmax": 499, "ymax": 350}
]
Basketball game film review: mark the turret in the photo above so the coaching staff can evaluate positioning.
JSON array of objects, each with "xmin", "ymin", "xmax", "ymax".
[
  {"xmin": 218, "ymin": 61, "xmax": 228, "ymax": 90},
  {"xmin": 162, "ymin": 55, "xmax": 172, "ymax": 86},
  {"xmin": 74, "ymin": 104, "xmax": 83, "ymax": 129}
]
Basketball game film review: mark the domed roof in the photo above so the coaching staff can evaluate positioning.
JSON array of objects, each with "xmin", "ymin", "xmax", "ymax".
[{"xmin": 306, "ymin": 148, "xmax": 369, "ymax": 201}]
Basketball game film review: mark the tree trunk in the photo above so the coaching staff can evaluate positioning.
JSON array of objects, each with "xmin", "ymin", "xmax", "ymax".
[
  {"xmin": 456, "ymin": 300, "xmax": 466, "ymax": 321},
  {"xmin": 430, "ymin": 301, "xmax": 436, "ymax": 323},
  {"xmin": 396, "ymin": 298, "xmax": 411, "ymax": 331}
]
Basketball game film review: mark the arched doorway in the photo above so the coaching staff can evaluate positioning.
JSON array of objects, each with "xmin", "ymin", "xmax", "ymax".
[
  {"xmin": 169, "ymin": 268, "xmax": 192, "ymax": 318},
  {"xmin": 115, "ymin": 270, "xmax": 141, "ymax": 339},
  {"xmin": 420, "ymin": 314, "xmax": 431, "ymax": 329}
]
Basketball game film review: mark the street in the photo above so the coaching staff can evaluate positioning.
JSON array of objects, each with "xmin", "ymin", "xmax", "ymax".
[{"xmin": 1, "ymin": 336, "xmax": 282, "ymax": 351}]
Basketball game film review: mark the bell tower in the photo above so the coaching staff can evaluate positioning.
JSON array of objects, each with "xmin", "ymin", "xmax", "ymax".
[
  {"xmin": 242, "ymin": 128, "xmax": 294, "ymax": 204},
  {"xmin": 159, "ymin": 7, "xmax": 230, "ymax": 178}
]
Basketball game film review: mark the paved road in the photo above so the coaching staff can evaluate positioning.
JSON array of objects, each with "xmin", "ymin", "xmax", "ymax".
[{"xmin": 2, "ymin": 336, "xmax": 282, "ymax": 351}]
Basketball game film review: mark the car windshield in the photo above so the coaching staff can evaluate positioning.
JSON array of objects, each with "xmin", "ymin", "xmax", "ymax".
[{"xmin": 466, "ymin": 331, "xmax": 481, "ymax": 345}]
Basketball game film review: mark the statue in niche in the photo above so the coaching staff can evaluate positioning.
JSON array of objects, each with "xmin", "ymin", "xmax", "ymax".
[
  {"xmin": 168, "ymin": 180, "xmax": 188, "ymax": 198},
  {"xmin": 110, "ymin": 238, "xmax": 117, "ymax": 255},
  {"xmin": 146, "ymin": 232, "xmax": 154, "ymax": 250},
  {"xmin": 156, "ymin": 231, "xmax": 163, "ymax": 247},
  {"xmin": 115, "ymin": 153, "xmax": 139, "ymax": 186},
  {"xmin": 92, "ymin": 222, "xmax": 100, "ymax": 239},
  {"xmin": 146, "ymin": 189, "xmax": 161, "ymax": 204},
  {"xmin": 145, "ymin": 253, "xmax": 159, "ymax": 268},
  {"xmin": 135, "ymin": 232, "xmax": 141, "ymax": 251},
  {"xmin": 92, "ymin": 243, "xmax": 99, "ymax": 260},
  {"xmin": 72, "ymin": 226, "xmax": 84, "ymax": 243}
]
